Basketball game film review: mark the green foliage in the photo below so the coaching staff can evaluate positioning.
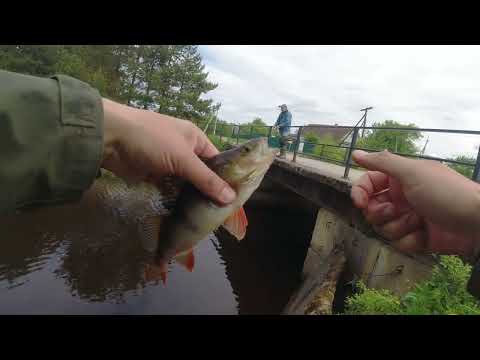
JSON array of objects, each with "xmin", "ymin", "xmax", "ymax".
[
  {"xmin": 250, "ymin": 117, "xmax": 269, "ymax": 136},
  {"xmin": 345, "ymin": 256, "xmax": 480, "ymax": 315},
  {"xmin": 345, "ymin": 282, "xmax": 402, "ymax": 315},
  {"xmin": 215, "ymin": 121, "xmax": 235, "ymax": 138},
  {"xmin": 233, "ymin": 117, "xmax": 269, "ymax": 138},
  {"xmin": 303, "ymin": 132, "xmax": 319, "ymax": 144},
  {"xmin": 357, "ymin": 120, "xmax": 423, "ymax": 155},
  {"xmin": 447, "ymin": 155, "xmax": 475, "ymax": 179},
  {"xmin": 313, "ymin": 134, "xmax": 346, "ymax": 163},
  {"xmin": 207, "ymin": 134, "xmax": 231, "ymax": 151},
  {"xmin": 0, "ymin": 45, "xmax": 59, "ymax": 76},
  {"xmin": 0, "ymin": 45, "xmax": 219, "ymax": 122}
]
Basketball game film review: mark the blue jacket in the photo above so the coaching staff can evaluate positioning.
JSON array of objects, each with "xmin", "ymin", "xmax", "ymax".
[{"xmin": 275, "ymin": 110, "xmax": 292, "ymax": 131}]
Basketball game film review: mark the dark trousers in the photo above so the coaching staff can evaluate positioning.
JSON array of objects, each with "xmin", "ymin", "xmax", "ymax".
[{"xmin": 279, "ymin": 128, "xmax": 289, "ymax": 156}]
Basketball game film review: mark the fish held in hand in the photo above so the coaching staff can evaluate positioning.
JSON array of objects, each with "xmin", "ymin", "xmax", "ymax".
[{"xmin": 145, "ymin": 137, "xmax": 276, "ymax": 283}]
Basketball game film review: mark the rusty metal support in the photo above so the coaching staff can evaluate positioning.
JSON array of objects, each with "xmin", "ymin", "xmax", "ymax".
[
  {"xmin": 343, "ymin": 127, "xmax": 360, "ymax": 179},
  {"xmin": 293, "ymin": 127, "xmax": 303, "ymax": 163},
  {"xmin": 473, "ymin": 145, "xmax": 480, "ymax": 182}
]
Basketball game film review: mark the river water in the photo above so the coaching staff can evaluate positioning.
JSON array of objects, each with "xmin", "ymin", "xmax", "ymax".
[{"xmin": 0, "ymin": 175, "xmax": 314, "ymax": 314}]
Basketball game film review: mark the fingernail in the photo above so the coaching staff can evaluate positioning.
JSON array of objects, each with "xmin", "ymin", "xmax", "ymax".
[
  {"xmin": 219, "ymin": 186, "xmax": 236, "ymax": 203},
  {"xmin": 353, "ymin": 150, "xmax": 368, "ymax": 158}
]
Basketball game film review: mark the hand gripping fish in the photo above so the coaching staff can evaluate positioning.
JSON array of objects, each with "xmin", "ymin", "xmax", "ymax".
[{"xmin": 144, "ymin": 137, "xmax": 276, "ymax": 284}]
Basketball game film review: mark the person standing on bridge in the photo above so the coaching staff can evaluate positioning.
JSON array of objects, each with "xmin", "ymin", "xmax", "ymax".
[{"xmin": 273, "ymin": 104, "xmax": 292, "ymax": 159}]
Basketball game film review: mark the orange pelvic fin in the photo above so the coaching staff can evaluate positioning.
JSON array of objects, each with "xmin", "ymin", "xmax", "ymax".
[
  {"xmin": 222, "ymin": 206, "xmax": 248, "ymax": 241},
  {"xmin": 175, "ymin": 249, "xmax": 195, "ymax": 272}
]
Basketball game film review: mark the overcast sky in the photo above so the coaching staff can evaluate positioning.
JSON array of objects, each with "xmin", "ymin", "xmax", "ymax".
[{"xmin": 199, "ymin": 45, "xmax": 480, "ymax": 159}]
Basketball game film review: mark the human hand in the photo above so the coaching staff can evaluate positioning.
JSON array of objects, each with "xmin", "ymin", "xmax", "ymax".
[
  {"xmin": 350, "ymin": 150, "xmax": 480, "ymax": 260},
  {"xmin": 101, "ymin": 99, "xmax": 236, "ymax": 205}
]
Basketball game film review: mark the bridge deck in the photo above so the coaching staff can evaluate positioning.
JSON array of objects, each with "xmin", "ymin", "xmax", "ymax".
[
  {"xmin": 267, "ymin": 152, "xmax": 372, "ymax": 234},
  {"xmin": 285, "ymin": 153, "xmax": 364, "ymax": 183}
]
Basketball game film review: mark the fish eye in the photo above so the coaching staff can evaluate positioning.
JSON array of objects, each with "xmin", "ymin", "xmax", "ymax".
[{"xmin": 242, "ymin": 146, "xmax": 251, "ymax": 153}]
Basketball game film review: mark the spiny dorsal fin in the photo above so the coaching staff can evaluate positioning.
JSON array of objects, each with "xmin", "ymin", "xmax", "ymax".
[
  {"xmin": 175, "ymin": 249, "xmax": 195, "ymax": 272},
  {"xmin": 222, "ymin": 206, "xmax": 248, "ymax": 241}
]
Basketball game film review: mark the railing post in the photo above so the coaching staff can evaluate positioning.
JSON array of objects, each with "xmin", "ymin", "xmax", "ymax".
[
  {"xmin": 236, "ymin": 126, "xmax": 240, "ymax": 144},
  {"xmin": 293, "ymin": 127, "xmax": 303, "ymax": 163},
  {"xmin": 219, "ymin": 123, "xmax": 224, "ymax": 144},
  {"xmin": 267, "ymin": 126, "xmax": 272, "ymax": 144},
  {"xmin": 343, "ymin": 127, "xmax": 360, "ymax": 179},
  {"xmin": 472, "ymin": 146, "xmax": 480, "ymax": 182},
  {"xmin": 320, "ymin": 144, "xmax": 325, "ymax": 158}
]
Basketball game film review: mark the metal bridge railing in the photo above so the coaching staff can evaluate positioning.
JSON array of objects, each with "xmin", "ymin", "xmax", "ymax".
[{"xmin": 192, "ymin": 119, "xmax": 480, "ymax": 182}]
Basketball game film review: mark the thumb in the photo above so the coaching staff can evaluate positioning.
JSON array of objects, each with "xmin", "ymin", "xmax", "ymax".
[
  {"xmin": 352, "ymin": 150, "xmax": 415, "ymax": 184},
  {"xmin": 181, "ymin": 154, "xmax": 237, "ymax": 205}
]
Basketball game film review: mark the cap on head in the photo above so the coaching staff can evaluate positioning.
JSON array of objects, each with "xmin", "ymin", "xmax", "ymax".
[{"xmin": 278, "ymin": 104, "xmax": 287, "ymax": 111}]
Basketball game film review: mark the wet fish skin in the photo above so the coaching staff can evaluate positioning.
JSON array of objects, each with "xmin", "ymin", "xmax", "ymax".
[{"xmin": 152, "ymin": 137, "xmax": 276, "ymax": 280}]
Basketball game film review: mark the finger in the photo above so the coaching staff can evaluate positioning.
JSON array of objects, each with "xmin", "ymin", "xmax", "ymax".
[
  {"xmin": 181, "ymin": 154, "xmax": 236, "ymax": 205},
  {"xmin": 351, "ymin": 171, "xmax": 390, "ymax": 208},
  {"xmin": 351, "ymin": 185, "xmax": 369, "ymax": 209},
  {"xmin": 194, "ymin": 130, "xmax": 220, "ymax": 158},
  {"xmin": 389, "ymin": 229, "xmax": 427, "ymax": 254},
  {"xmin": 373, "ymin": 211, "xmax": 422, "ymax": 242},
  {"xmin": 363, "ymin": 201, "xmax": 396, "ymax": 225},
  {"xmin": 352, "ymin": 150, "xmax": 414, "ymax": 183},
  {"xmin": 388, "ymin": 177, "xmax": 412, "ymax": 214}
]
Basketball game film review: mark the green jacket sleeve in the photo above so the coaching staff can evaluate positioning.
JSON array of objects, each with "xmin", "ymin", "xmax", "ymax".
[{"xmin": 0, "ymin": 70, "xmax": 104, "ymax": 214}]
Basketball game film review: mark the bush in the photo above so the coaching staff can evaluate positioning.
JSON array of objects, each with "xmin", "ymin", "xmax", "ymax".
[
  {"xmin": 447, "ymin": 155, "xmax": 475, "ymax": 179},
  {"xmin": 344, "ymin": 256, "xmax": 480, "ymax": 315},
  {"xmin": 312, "ymin": 134, "xmax": 346, "ymax": 163},
  {"xmin": 345, "ymin": 282, "xmax": 402, "ymax": 315},
  {"xmin": 207, "ymin": 134, "xmax": 231, "ymax": 151}
]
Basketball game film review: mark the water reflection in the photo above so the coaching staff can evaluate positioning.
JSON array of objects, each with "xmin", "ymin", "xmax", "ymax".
[
  {"xmin": 215, "ymin": 207, "xmax": 315, "ymax": 314},
  {"xmin": 0, "ymin": 175, "xmax": 312, "ymax": 314}
]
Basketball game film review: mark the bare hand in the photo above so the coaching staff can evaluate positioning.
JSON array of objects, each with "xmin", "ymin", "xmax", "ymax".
[
  {"xmin": 350, "ymin": 150, "xmax": 480, "ymax": 259},
  {"xmin": 101, "ymin": 99, "xmax": 236, "ymax": 205}
]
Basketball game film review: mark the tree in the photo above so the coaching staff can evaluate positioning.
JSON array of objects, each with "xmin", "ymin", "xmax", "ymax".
[
  {"xmin": 155, "ymin": 45, "xmax": 219, "ymax": 121},
  {"xmin": 250, "ymin": 117, "xmax": 269, "ymax": 136},
  {"xmin": 357, "ymin": 120, "xmax": 423, "ymax": 155},
  {"xmin": 0, "ymin": 45, "xmax": 219, "ymax": 122},
  {"xmin": 0, "ymin": 45, "xmax": 59, "ymax": 76},
  {"xmin": 447, "ymin": 155, "xmax": 475, "ymax": 179}
]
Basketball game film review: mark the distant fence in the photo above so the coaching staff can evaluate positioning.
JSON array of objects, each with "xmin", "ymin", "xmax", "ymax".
[{"xmin": 193, "ymin": 120, "xmax": 480, "ymax": 182}]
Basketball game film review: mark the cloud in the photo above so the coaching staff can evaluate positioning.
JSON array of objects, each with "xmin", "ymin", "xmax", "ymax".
[{"xmin": 200, "ymin": 45, "xmax": 480, "ymax": 158}]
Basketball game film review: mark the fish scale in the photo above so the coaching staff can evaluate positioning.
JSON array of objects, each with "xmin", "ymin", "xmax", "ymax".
[{"xmin": 89, "ymin": 139, "xmax": 275, "ymax": 285}]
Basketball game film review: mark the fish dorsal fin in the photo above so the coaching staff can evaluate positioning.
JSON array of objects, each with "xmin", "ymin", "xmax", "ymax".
[
  {"xmin": 222, "ymin": 206, "xmax": 248, "ymax": 241},
  {"xmin": 175, "ymin": 249, "xmax": 195, "ymax": 272},
  {"xmin": 139, "ymin": 216, "xmax": 164, "ymax": 252}
]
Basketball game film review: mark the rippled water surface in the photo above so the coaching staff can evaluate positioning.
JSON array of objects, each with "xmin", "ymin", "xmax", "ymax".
[{"xmin": 0, "ymin": 176, "xmax": 314, "ymax": 314}]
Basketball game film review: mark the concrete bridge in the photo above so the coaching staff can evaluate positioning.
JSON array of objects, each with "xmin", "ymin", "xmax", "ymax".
[{"xmin": 252, "ymin": 155, "xmax": 435, "ymax": 315}]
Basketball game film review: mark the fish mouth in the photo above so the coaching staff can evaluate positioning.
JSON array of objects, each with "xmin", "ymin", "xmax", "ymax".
[{"xmin": 250, "ymin": 137, "xmax": 276, "ymax": 161}]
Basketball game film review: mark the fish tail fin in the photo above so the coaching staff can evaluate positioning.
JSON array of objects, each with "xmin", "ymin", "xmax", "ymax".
[
  {"xmin": 144, "ymin": 261, "xmax": 169, "ymax": 285},
  {"xmin": 175, "ymin": 249, "xmax": 195, "ymax": 272},
  {"xmin": 160, "ymin": 267, "xmax": 167, "ymax": 285},
  {"xmin": 222, "ymin": 206, "xmax": 248, "ymax": 241}
]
